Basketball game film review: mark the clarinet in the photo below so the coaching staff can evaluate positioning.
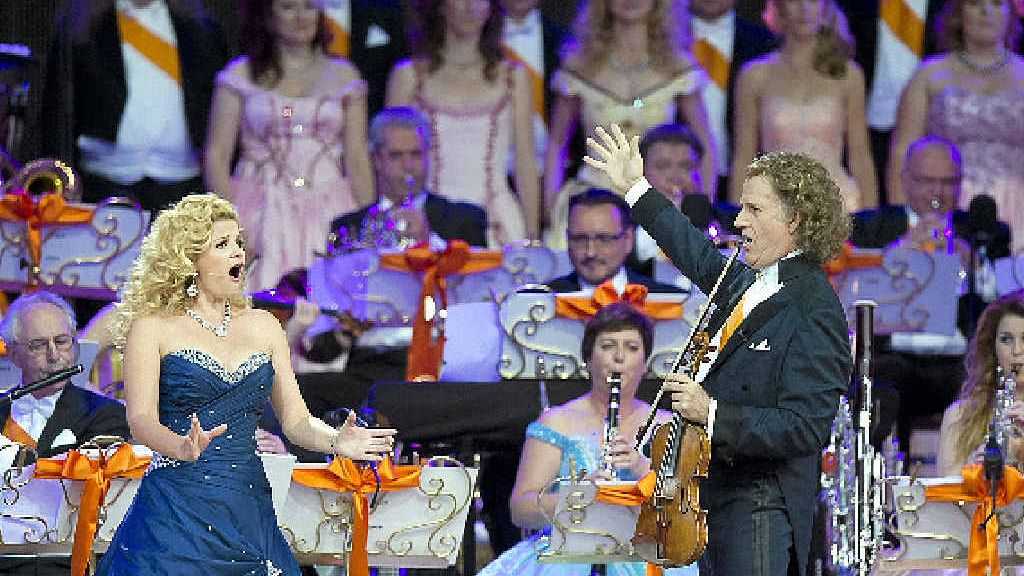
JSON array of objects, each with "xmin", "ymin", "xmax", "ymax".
[
  {"xmin": 603, "ymin": 372, "xmax": 623, "ymax": 480},
  {"xmin": 994, "ymin": 365, "xmax": 1018, "ymax": 464}
]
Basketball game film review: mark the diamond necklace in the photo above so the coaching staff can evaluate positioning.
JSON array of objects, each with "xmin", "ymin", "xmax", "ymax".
[
  {"xmin": 186, "ymin": 301, "xmax": 232, "ymax": 338},
  {"xmin": 957, "ymin": 49, "xmax": 1010, "ymax": 75}
]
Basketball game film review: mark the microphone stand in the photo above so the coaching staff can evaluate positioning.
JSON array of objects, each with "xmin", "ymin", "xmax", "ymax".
[
  {"xmin": 0, "ymin": 364, "xmax": 84, "ymax": 409},
  {"xmin": 979, "ymin": 433, "xmax": 1004, "ymax": 531}
]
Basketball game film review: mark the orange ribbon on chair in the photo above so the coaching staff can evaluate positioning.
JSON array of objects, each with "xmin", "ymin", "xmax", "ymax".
[
  {"xmin": 555, "ymin": 280, "xmax": 682, "ymax": 321},
  {"xmin": 34, "ymin": 444, "xmax": 150, "ymax": 576},
  {"xmin": 823, "ymin": 243, "xmax": 884, "ymax": 276},
  {"xmin": 0, "ymin": 190, "xmax": 94, "ymax": 274},
  {"xmin": 379, "ymin": 240, "xmax": 503, "ymax": 380},
  {"xmin": 291, "ymin": 458, "xmax": 422, "ymax": 576},
  {"xmin": 594, "ymin": 472, "xmax": 663, "ymax": 576},
  {"xmin": 925, "ymin": 464, "xmax": 1024, "ymax": 576}
]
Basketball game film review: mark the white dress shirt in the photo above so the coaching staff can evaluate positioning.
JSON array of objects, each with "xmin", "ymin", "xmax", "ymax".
[
  {"xmin": 578, "ymin": 267, "xmax": 629, "ymax": 296},
  {"xmin": 78, "ymin": 0, "xmax": 199, "ymax": 185},
  {"xmin": 691, "ymin": 11, "xmax": 736, "ymax": 176},
  {"xmin": 9, "ymin": 388, "xmax": 63, "ymax": 441}
]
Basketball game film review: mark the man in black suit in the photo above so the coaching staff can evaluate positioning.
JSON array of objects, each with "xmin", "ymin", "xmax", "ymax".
[
  {"xmin": 0, "ymin": 292, "xmax": 129, "ymax": 458},
  {"xmin": 850, "ymin": 136, "xmax": 1010, "ymax": 456},
  {"xmin": 586, "ymin": 124, "xmax": 851, "ymax": 575},
  {"xmin": 0, "ymin": 292, "xmax": 129, "ymax": 576},
  {"xmin": 307, "ymin": 107, "xmax": 487, "ymax": 417},
  {"xmin": 689, "ymin": 0, "xmax": 776, "ymax": 202},
  {"xmin": 547, "ymin": 188, "xmax": 682, "ymax": 294},
  {"xmin": 42, "ymin": 0, "xmax": 227, "ymax": 213},
  {"xmin": 331, "ymin": 107, "xmax": 488, "ymax": 250},
  {"xmin": 325, "ymin": 0, "xmax": 408, "ymax": 118}
]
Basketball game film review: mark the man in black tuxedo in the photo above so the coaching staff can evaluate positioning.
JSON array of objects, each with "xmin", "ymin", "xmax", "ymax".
[
  {"xmin": 42, "ymin": 0, "xmax": 227, "ymax": 213},
  {"xmin": 346, "ymin": 0, "xmax": 408, "ymax": 117},
  {"xmin": 585, "ymin": 124, "xmax": 851, "ymax": 575},
  {"xmin": 0, "ymin": 292, "xmax": 128, "ymax": 459},
  {"xmin": 850, "ymin": 136, "xmax": 1010, "ymax": 456},
  {"xmin": 547, "ymin": 188, "xmax": 682, "ymax": 294},
  {"xmin": 689, "ymin": 0, "xmax": 776, "ymax": 201},
  {"xmin": 306, "ymin": 107, "xmax": 487, "ymax": 417}
]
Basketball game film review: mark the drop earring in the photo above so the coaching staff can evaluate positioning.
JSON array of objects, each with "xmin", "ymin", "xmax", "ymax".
[{"xmin": 186, "ymin": 275, "xmax": 199, "ymax": 298}]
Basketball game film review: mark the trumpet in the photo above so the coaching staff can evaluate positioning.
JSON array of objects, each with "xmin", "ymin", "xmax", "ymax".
[{"xmin": 602, "ymin": 371, "xmax": 622, "ymax": 479}]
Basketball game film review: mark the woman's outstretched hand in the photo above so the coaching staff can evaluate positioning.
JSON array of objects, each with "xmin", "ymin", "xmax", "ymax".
[
  {"xmin": 180, "ymin": 413, "xmax": 228, "ymax": 461},
  {"xmin": 582, "ymin": 124, "xmax": 645, "ymax": 196},
  {"xmin": 333, "ymin": 410, "xmax": 397, "ymax": 461}
]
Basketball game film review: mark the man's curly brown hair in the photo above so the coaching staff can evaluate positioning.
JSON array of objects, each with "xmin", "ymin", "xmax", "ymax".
[{"xmin": 745, "ymin": 152, "xmax": 850, "ymax": 265}]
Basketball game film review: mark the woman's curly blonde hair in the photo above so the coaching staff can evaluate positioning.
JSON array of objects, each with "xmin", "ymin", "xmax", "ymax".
[
  {"xmin": 563, "ymin": 0, "xmax": 692, "ymax": 78},
  {"xmin": 112, "ymin": 194, "xmax": 249, "ymax": 349},
  {"xmin": 746, "ymin": 152, "xmax": 850, "ymax": 264}
]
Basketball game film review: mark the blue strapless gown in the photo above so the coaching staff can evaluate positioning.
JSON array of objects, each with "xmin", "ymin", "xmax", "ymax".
[{"xmin": 96, "ymin": 349, "xmax": 300, "ymax": 576}]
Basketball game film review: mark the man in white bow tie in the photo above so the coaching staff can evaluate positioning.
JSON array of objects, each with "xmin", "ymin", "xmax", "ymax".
[{"xmin": 0, "ymin": 292, "xmax": 129, "ymax": 459}]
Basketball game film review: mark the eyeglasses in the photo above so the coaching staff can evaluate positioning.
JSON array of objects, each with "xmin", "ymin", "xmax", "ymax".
[
  {"xmin": 16, "ymin": 334, "xmax": 76, "ymax": 355},
  {"xmin": 567, "ymin": 231, "xmax": 626, "ymax": 249},
  {"xmin": 908, "ymin": 174, "xmax": 961, "ymax": 188}
]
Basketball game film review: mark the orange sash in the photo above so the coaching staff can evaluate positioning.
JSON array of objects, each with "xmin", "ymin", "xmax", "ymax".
[
  {"xmin": 693, "ymin": 39, "xmax": 730, "ymax": 92},
  {"xmin": 925, "ymin": 464, "xmax": 1024, "ymax": 576},
  {"xmin": 291, "ymin": 458, "xmax": 421, "ymax": 576},
  {"xmin": 503, "ymin": 47, "xmax": 546, "ymax": 118},
  {"xmin": 3, "ymin": 416, "xmax": 37, "ymax": 448},
  {"xmin": 325, "ymin": 15, "xmax": 351, "ymax": 57},
  {"xmin": 378, "ymin": 241, "xmax": 503, "ymax": 380},
  {"xmin": 0, "ymin": 190, "xmax": 95, "ymax": 275},
  {"xmin": 594, "ymin": 472, "xmax": 663, "ymax": 576},
  {"xmin": 117, "ymin": 11, "xmax": 182, "ymax": 84},
  {"xmin": 881, "ymin": 0, "xmax": 925, "ymax": 57},
  {"xmin": 555, "ymin": 280, "xmax": 683, "ymax": 321},
  {"xmin": 34, "ymin": 445, "xmax": 151, "ymax": 576}
]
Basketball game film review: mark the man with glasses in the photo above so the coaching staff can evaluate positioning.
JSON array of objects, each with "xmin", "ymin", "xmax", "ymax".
[
  {"xmin": 0, "ymin": 291, "xmax": 128, "ymax": 458},
  {"xmin": 548, "ymin": 188, "xmax": 681, "ymax": 293},
  {"xmin": 850, "ymin": 135, "xmax": 1011, "ymax": 457}
]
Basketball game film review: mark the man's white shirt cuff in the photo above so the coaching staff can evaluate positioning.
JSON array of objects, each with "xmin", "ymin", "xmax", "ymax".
[
  {"xmin": 624, "ymin": 177, "xmax": 652, "ymax": 207},
  {"xmin": 707, "ymin": 398, "xmax": 718, "ymax": 439}
]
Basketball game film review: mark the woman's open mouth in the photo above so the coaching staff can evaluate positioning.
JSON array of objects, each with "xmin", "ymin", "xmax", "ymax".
[{"xmin": 228, "ymin": 264, "xmax": 243, "ymax": 281}]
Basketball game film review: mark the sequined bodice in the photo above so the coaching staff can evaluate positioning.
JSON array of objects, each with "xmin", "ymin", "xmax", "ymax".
[
  {"xmin": 527, "ymin": 422, "xmax": 637, "ymax": 482},
  {"xmin": 927, "ymin": 84, "xmax": 1024, "ymax": 206},
  {"xmin": 155, "ymin": 349, "xmax": 274, "ymax": 466}
]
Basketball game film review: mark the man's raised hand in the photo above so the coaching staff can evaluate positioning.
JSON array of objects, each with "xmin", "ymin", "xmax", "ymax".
[{"xmin": 582, "ymin": 124, "xmax": 645, "ymax": 196}]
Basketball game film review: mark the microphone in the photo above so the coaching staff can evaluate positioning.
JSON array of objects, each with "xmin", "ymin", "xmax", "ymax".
[
  {"xmin": 0, "ymin": 364, "xmax": 84, "ymax": 408},
  {"xmin": 681, "ymin": 194, "xmax": 712, "ymax": 230},
  {"xmin": 967, "ymin": 194, "xmax": 998, "ymax": 243}
]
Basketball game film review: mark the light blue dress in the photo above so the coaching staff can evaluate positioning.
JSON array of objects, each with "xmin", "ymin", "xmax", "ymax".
[{"xmin": 477, "ymin": 422, "xmax": 699, "ymax": 576}]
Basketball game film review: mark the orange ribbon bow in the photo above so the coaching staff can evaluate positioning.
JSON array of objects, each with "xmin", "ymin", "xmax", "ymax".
[
  {"xmin": 594, "ymin": 472, "xmax": 663, "ymax": 576},
  {"xmin": 555, "ymin": 280, "xmax": 682, "ymax": 321},
  {"xmin": 0, "ymin": 190, "xmax": 94, "ymax": 277},
  {"xmin": 34, "ymin": 445, "xmax": 150, "ymax": 576},
  {"xmin": 823, "ymin": 243, "xmax": 885, "ymax": 277},
  {"xmin": 379, "ymin": 240, "xmax": 502, "ymax": 380},
  {"xmin": 925, "ymin": 464, "xmax": 1024, "ymax": 576},
  {"xmin": 291, "ymin": 458, "xmax": 422, "ymax": 576}
]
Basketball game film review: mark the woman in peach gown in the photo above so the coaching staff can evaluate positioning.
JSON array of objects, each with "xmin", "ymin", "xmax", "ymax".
[
  {"xmin": 731, "ymin": 0, "xmax": 877, "ymax": 211},
  {"xmin": 205, "ymin": 0, "xmax": 373, "ymax": 290},
  {"xmin": 387, "ymin": 0, "xmax": 539, "ymax": 247}
]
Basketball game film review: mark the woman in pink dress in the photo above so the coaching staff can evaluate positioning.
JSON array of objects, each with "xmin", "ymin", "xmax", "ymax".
[
  {"xmin": 731, "ymin": 0, "xmax": 876, "ymax": 211},
  {"xmin": 386, "ymin": 0, "xmax": 540, "ymax": 247},
  {"xmin": 889, "ymin": 0, "xmax": 1024, "ymax": 250},
  {"xmin": 205, "ymin": 0, "xmax": 374, "ymax": 290}
]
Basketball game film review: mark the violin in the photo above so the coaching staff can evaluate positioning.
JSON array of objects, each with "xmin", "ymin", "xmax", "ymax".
[
  {"xmin": 632, "ymin": 242, "xmax": 745, "ymax": 567},
  {"xmin": 249, "ymin": 291, "xmax": 373, "ymax": 338}
]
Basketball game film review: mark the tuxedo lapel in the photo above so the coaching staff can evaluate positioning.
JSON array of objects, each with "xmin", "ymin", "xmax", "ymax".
[
  {"xmin": 711, "ymin": 288, "xmax": 791, "ymax": 370},
  {"xmin": 97, "ymin": 8, "xmax": 128, "ymax": 102},
  {"xmin": 35, "ymin": 386, "xmax": 81, "ymax": 457},
  {"xmin": 424, "ymin": 194, "xmax": 445, "ymax": 237}
]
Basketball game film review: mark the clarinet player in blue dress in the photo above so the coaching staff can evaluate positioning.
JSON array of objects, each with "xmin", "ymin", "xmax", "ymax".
[{"xmin": 96, "ymin": 194, "xmax": 396, "ymax": 575}]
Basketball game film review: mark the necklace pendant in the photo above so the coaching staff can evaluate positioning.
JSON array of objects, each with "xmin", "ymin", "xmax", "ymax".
[{"xmin": 632, "ymin": 98, "xmax": 644, "ymax": 109}]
